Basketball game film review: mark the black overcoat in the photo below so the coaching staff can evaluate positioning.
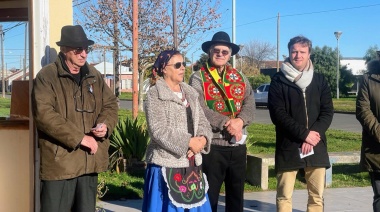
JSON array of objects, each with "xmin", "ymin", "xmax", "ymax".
[{"xmin": 268, "ymin": 71, "xmax": 334, "ymax": 172}]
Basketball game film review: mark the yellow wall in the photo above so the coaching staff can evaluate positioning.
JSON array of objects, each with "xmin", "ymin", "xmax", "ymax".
[{"xmin": 49, "ymin": 1, "xmax": 73, "ymax": 51}]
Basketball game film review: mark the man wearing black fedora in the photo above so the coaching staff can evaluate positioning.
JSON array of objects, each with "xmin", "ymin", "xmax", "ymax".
[
  {"xmin": 189, "ymin": 31, "xmax": 255, "ymax": 211},
  {"xmin": 32, "ymin": 25, "xmax": 118, "ymax": 212}
]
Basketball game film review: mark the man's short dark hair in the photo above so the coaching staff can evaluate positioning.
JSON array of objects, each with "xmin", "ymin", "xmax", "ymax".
[{"xmin": 287, "ymin": 36, "xmax": 312, "ymax": 54}]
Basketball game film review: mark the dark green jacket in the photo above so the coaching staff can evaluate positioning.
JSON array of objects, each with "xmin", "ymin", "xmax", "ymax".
[
  {"xmin": 357, "ymin": 60, "xmax": 380, "ymax": 172},
  {"xmin": 32, "ymin": 54, "xmax": 118, "ymax": 180}
]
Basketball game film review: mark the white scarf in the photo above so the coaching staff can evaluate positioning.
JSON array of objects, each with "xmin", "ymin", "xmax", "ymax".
[{"xmin": 281, "ymin": 58, "xmax": 314, "ymax": 92}]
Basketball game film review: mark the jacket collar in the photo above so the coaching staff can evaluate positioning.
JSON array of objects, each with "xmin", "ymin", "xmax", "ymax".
[{"xmin": 155, "ymin": 78, "xmax": 197, "ymax": 105}]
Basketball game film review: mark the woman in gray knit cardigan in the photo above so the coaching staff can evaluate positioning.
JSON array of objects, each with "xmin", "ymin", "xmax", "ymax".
[{"xmin": 142, "ymin": 50, "xmax": 213, "ymax": 212}]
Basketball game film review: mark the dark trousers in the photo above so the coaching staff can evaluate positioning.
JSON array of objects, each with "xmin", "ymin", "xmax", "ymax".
[
  {"xmin": 370, "ymin": 172, "xmax": 380, "ymax": 212},
  {"xmin": 202, "ymin": 144, "xmax": 247, "ymax": 212},
  {"xmin": 40, "ymin": 173, "xmax": 98, "ymax": 212}
]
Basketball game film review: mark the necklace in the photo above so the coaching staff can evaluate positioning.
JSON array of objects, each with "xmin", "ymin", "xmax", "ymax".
[{"xmin": 174, "ymin": 87, "xmax": 189, "ymax": 107}]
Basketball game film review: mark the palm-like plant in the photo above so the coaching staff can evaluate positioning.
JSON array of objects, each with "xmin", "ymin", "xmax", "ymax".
[{"xmin": 109, "ymin": 116, "xmax": 150, "ymax": 172}]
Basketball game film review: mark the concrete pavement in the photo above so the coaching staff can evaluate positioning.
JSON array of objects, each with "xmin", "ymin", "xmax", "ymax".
[{"xmin": 97, "ymin": 186, "xmax": 373, "ymax": 212}]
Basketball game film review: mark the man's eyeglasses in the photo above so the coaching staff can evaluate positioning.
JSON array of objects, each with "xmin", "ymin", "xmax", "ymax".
[
  {"xmin": 74, "ymin": 81, "xmax": 96, "ymax": 113},
  {"xmin": 212, "ymin": 48, "xmax": 230, "ymax": 56},
  {"xmin": 73, "ymin": 47, "xmax": 91, "ymax": 55},
  {"xmin": 166, "ymin": 62, "xmax": 186, "ymax": 69}
]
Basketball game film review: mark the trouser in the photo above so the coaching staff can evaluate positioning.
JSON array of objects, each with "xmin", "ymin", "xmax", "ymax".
[
  {"xmin": 40, "ymin": 173, "xmax": 98, "ymax": 212},
  {"xmin": 202, "ymin": 144, "xmax": 247, "ymax": 212},
  {"xmin": 369, "ymin": 172, "xmax": 380, "ymax": 212},
  {"xmin": 276, "ymin": 167, "xmax": 325, "ymax": 212}
]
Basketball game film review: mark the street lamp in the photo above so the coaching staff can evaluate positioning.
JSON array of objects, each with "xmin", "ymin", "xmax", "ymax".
[{"xmin": 334, "ymin": 31, "xmax": 342, "ymax": 99}]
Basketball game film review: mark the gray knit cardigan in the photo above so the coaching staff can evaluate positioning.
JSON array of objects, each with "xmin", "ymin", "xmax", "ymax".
[{"xmin": 144, "ymin": 78, "xmax": 213, "ymax": 168}]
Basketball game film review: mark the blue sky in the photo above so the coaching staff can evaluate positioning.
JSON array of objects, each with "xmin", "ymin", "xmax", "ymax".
[
  {"xmin": 1, "ymin": 1, "xmax": 380, "ymax": 69},
  {"xmin": 186, "ymin": 0, "xmax": 380, "ymax": 61}
]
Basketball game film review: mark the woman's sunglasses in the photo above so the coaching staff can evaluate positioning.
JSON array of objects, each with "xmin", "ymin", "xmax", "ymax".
[{"xmin": 166, "ymin": 62, "xmax": 186, "ymax": 69}]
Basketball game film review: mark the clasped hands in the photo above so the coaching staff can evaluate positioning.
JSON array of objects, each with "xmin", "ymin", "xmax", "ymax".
[
  {"xmin": 301, "ymin": 130, "xmax": 320, "ymax": 155},
  {"xmin": 187, "ymin": 136, "xmax": 207, "ymax": 158},
  {"xmin": 81, "ymin": 123, "xmax": 108, "ymax": 155},
  {"xmin": 224, "ymin": 118, "xmax": 244, "ymax": 141}
]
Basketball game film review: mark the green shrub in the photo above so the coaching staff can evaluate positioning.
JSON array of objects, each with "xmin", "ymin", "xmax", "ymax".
[{"xmin": 109, "ymin": 116, "xmax": 150, "ymax": 172}]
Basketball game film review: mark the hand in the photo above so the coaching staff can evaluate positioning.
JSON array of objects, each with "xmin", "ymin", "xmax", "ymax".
[
  {"xmin": 234, "ymin": 131, "xmax": 243, "ymax": 142},
  {"xmin": 301, "ymin": 142, "xmax": 314, "ymax": 155},
  {"xmin": 305, "ymin": 130, "xmax": 320, "ymax": 146},
  {"xmin": 224, "ymin": 118, "xmax": 244, "ymax": 137},
  {"xmin": 81, "ymin": 135, "xmax": 98, "ymax": 154},
  {"xmin": 91, "ymin": 123, "xmax": 108, "ymax": 138},
  {"xmin": 188, "ymin": 136, "xmax": 206, "ymax": 154},
  {"xmin": 187, "ymin": 149, "xmax": 195, "ymax": 158}
]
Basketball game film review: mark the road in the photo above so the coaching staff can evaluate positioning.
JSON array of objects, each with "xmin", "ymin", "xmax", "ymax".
[{"xmin": 119, "ymin": 100, "xmax": 362, "ymax": 133}]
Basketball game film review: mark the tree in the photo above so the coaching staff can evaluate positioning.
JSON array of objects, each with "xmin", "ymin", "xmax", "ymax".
[
  {"xmin": 75, "ymin": 0, "xmax": 221, "ymax": 109},
  {"xmin": 193, "ymin": 53, "xmax": 209, "ymax": 71},
  {"xmin": 339, "ymin": 65, "xmax": 356, "ymax": 97},
  {"xmin": 363, "ymin": 45, "xmax": 379, "ymax": 64},
  {"xmin": 240, "ymin": 40, "xmax": 276, "ymax": 75},
  {"xmin": 311, "ymin": 46, "xmax": 337, "ymax": 97},
  {"xmin": 250, "ymin": 74, "xmax": 271, "ymax": 90},
  {"xmin": 311, "ymin": 45, "xmax": 355, "ymax": 98}
]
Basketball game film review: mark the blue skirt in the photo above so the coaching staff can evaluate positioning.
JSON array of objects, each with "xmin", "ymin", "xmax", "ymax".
[{"xmin": 142, "ymin": 164, "xmax": 212, "ymax": 212}]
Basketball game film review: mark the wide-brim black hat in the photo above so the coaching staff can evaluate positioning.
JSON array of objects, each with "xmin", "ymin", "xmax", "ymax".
[
  {"xmin": 56, "ymin": 25, "xmax": 94, "ymax": 47},
  {"xmin": 201, "ymin": 31, "xmax": 240, "ymax": 56}
]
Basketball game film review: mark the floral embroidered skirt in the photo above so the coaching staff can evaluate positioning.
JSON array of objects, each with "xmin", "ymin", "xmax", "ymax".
[{"xmin": 142, "ymin": 163, "xmax": 211, "ymax": 212}]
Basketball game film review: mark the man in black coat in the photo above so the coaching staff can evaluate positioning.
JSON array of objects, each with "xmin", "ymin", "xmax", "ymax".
[{"xmin": 268, "ymin": 35, "xmax": 334, "ymax": 212}]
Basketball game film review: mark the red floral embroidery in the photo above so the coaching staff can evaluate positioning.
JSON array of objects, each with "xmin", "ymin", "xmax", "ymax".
[{"xmin": 174, "ymin": 173, "xmax": 182, "ymax": 182}]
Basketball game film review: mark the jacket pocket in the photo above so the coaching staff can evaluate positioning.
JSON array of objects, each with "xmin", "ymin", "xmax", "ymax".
[{"xmin": 54, "ymin": 145, "xmax": 67, "ymax": 160}]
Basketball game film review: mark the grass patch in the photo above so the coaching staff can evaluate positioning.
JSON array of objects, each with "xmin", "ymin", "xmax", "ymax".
[
  {"xmin": 0, "ymin": 97, "xmax": 11, "ymax": 117},
  {"xmin": 247, "ymin": 124, "xmax": 362, "ymax": 154},
  {"xmin": 99, "ymin": 170, "xmax": 145, "ymax": 200},
  {"xmin": 333, "ymin": 97, "xmax": 356, "ymax": 113}
]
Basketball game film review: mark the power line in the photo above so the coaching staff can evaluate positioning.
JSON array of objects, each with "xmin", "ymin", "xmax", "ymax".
[
  {"xmin": 3, "ymin": 22, "xmax": 25, "ymax": 33},
  {"xmin": 282, "ymin": 3, "xmax": 380, "ymax": 18},
  {"xmin": 73, "ymin": 0, "xmax": 91, "ymax": 7},
  {"xmin": 237, "ymin": 3, "xmax": 380, "ymax": 28}
]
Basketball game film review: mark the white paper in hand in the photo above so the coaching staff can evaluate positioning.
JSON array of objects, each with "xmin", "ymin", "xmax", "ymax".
[
  {"xmin": 299, "ymin": 148, "xmax": 314, "ymax": 159},
  {"xmin": 230, "ymin": 135, "xmax": 247, "ymax": 145}
]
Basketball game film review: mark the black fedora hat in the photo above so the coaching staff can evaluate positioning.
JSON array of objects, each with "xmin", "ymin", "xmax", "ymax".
[
  {"xmin": 56, "ymin": 25, "xmax": 94, "ymax": 47},
  {"xmin": 201, "ymin": 31, "xmax": 240, "ymax": 56}
]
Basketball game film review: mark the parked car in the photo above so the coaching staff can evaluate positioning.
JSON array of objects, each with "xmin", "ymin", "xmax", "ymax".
[{"xmin": 254, "ymin": 83, "xmax": 270, "ymax": 106}]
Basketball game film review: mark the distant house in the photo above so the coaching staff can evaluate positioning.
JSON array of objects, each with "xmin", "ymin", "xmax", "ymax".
[
  {"xmin": 259, "ymin": 60, "xmax": 283, "ymax": 78},
  {"xmin": 3, "ymin": 68, "xmax": 29, "ymax": 91},
  {"xmin": 93, "ymin": 62, "xmax": 133, "ymax": 92},
  {"xmin": 341, "ymin": 57, "xmax": 366, "ymax": 95}
]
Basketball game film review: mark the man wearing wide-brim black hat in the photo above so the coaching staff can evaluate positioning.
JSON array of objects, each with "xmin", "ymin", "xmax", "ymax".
[
  {"xmin": 189, "ymin": 31, "xmax": 255, "ymax": 212},
  {"xmin": 32, "ymin": 25, "xmax": 118, "ymax": 212}
]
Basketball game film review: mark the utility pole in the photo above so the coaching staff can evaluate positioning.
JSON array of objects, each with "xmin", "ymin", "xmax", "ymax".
[
  {"xmin": 232, "ymin": 0, "xmax": 236, "ymax": 68},
  {"xmin": 334, "ymin": 31, "xmax": 342, "ymax": 99},
  {"xmin": 132, "ymin": 0, "xmax": 139, "ymax": 119},
  {"xmin": 172, "ymin": 0, "xmax": 178, "ymax": 50},
  {"xmin": 1, "ymin": 24, "xmax": 5, "ymax": 98},
  {"xmin": 103, "ymin": 49, "xmax": 106, "ymax": 79},
  {"xmin": 23, "ymin": 22, "xmax": 27, "ymax": 80},
  {"xmin": 112, "ymin": 0, "xmax": 120, "ymax": 97},
  {"xmin": 277, "ymin": 13, "xmax": 280, "ymax": 72}
]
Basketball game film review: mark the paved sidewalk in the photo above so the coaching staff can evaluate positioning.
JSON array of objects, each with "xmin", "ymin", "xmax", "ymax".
[{"xmin": 97, "ymin": 186, "xmax": 373, "ymax": 212}]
